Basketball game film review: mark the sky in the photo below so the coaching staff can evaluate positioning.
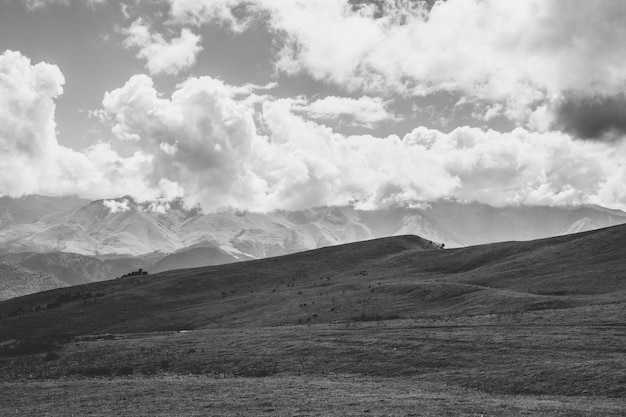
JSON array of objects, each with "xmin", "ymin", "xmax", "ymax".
[{"xmin": 1, "ymin": 0, "xmax": 626, "ymax": 212}]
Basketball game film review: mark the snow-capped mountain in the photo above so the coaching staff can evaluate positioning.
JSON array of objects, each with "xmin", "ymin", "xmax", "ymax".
[{"xmin": 1, "ymin": 196, "xmax": 626, "ymax": 258}]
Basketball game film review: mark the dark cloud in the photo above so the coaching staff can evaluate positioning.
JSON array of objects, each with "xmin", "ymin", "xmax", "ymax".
[{"xmin": 553, "ymin": 94, "xmax": 626, "ymax": 141}]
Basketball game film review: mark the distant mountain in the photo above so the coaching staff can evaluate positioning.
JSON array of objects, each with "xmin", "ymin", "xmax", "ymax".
[
  {"xmin": 0, "ymin": 195, "xmax": 88, "ymax": 229},
  {"xmin": 370, "ymin": 202, "xmax": 626, "ymax": 247},
  {"xmin": 0, "ymin": 196, "xmax": 184, "ymax": 256},
  {"xmin": 1, "ymin": 195, "xmax": 625, "ymax": 300},
  {"xmin": 149, "ymin": 243, "xmax": 249, "ymax": 273},
  {"xmin": 3, "ymin": 196, "xmax": 624, "ymax": 258}
]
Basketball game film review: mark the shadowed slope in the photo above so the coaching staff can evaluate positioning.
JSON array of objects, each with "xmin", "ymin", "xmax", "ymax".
[{"xmin": 0, "ymin": 226, "xmax": 625, "ymax": 339}]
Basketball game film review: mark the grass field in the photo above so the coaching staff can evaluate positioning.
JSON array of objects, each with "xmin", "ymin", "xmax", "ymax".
[
  {"xmin": 1, "ymin": 228, "xmax": 626, "ymax": 415},
  {"xmin": 3, "ymin": 374, "xmax": 625, "ymax": 416},
  {"xmin": 1, "ymin": 316, "xmax": 625, "ymax": 415}
]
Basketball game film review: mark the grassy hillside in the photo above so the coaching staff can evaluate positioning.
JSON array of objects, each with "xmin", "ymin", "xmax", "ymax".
[
  {"xmin": 1, "ymin": 226, "xmax": 625, "ymax": 415},
  {"xmin": 1, "ymin": 225, "xmax": 624, "ymax": 339}
]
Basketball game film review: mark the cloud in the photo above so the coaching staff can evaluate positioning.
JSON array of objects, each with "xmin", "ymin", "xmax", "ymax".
[
  {"xmin": 24, "ymin": 0, "xmax": 106, "ymax": 10},
  {"xmin": 122, "ymin": 18, "xmax": 203, "ymax": 75},
  {"xmin": 164, "ymin": 0, "xmax": 626, "ymax": 125},
  {"xmin": 102, "ymin": 73, "xmax": 264, "ymax": 210},
  {"xmin": 0, "ymin": 50, "xmax": 152, "ymax": 200},
  {"xmin": 3, "ymin": 50, "xmax": 626, "ymax": 212},
  {"xmin": 290, "ymin": 95, "xmax": 398, "ymax": 128},
  {"xmin": 99, "ymin": 72, "xmax": 626, "ymax": 211},
  {"xmin": 168, "ymin": 0, "xmax": 255, "ymax": 32},
  {"xmin": 0, "ymin": 49, "xmax": 66, "ymax": 196},
  {"xmin": 260, "ymin": 99, "xmax": 626, "ymax": 210},
  {"xmin": 102, "ymin": 198, "xmax": 131, "ymax": 213},
  {"xmin": 551, "ymin": 94, "xmax": 626, "ymax": 141}
]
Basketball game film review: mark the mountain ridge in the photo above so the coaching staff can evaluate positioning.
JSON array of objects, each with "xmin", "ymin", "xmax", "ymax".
[{"xmin": 1, "ymin": 196, "xmax": 625, "ymax": 258}]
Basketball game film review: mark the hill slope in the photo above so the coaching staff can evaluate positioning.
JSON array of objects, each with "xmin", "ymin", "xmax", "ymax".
[{"xmin": 1, "ymin": 224, "xmax": 625, "ymax": 339}]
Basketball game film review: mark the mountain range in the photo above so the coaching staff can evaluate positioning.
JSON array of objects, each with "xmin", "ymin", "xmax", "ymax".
[{"xmin": 1, "ymin": 194, "xmax": 625, "ymax": 299}]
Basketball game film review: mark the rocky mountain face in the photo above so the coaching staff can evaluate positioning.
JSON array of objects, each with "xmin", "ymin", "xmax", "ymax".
[{"xmin": 1, "ymin": 195, "xmax": 625, "ymax": 299}]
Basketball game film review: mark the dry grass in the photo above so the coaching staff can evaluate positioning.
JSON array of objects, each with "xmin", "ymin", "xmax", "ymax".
[
  {"xmin": 2, "ymin": 375, "xmax": 624, "ymax": 417},
  {"xmin": 1, "ymin": 318, "xmax": 624, "ymax": 401},
  {"xmin": 2, "ymin": 229, "xmax": 626, "ymax": 415}
]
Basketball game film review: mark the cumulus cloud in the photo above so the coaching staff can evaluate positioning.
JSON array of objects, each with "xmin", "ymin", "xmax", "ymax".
[
  {"xmin": 168, "ymin": 0, "xmax": 255, "ymax": 32},
  {"xmin": 260, "ymin": 99, "xmax": 626, "ymax": 210},
  {"xmin": 122, "ymin": 18, "xmax": 203, "ymax": 75},
  {"xmin": 98, "ymin": 72, "xmax": 626, "ymax": 211},
  {"xmin": 163, "ymin": 0, "xmax": 626, "ymax": 127},
  {"xmin": 3, "ymin": 50, "xmax": 626, "ymax": 212},
  {"xmin": 102, "ymin": 198, "xmax": 131, "ymax": 213},
  {"xmin": 0, "ymin": 50, "xmax": 152, "ymax": 200},
  {"xmin": 0, "ymin": 49, "xmax": 68, "ymax": 196},
  {"xmin": 551, "ymin": 94, "xmax": 626, "ymax": 141},
  {"xmin": 24, "ymin": 0, "xmax": 106, "ymax": 10},
  {"xmin": 102, "ymin": 73, "xmax": 264, "ymax": 210},
  {"xmin": 290, "ymin": 95, "xmax": 398, "ymax": 128}
]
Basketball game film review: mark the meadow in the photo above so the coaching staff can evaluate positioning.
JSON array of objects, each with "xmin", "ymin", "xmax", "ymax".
[
  {"xmin": 1, "ymin": 229, "xmax": 625, "ymax": 415},
  {"xmin": 2, "ymin": 314, "xmax": 625, "ymax": 416}
]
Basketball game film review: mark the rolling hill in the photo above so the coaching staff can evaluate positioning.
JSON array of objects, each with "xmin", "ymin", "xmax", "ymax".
[{"xmin": 1, "ymin": 223, "xmax": 624, "ymax": 339}]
